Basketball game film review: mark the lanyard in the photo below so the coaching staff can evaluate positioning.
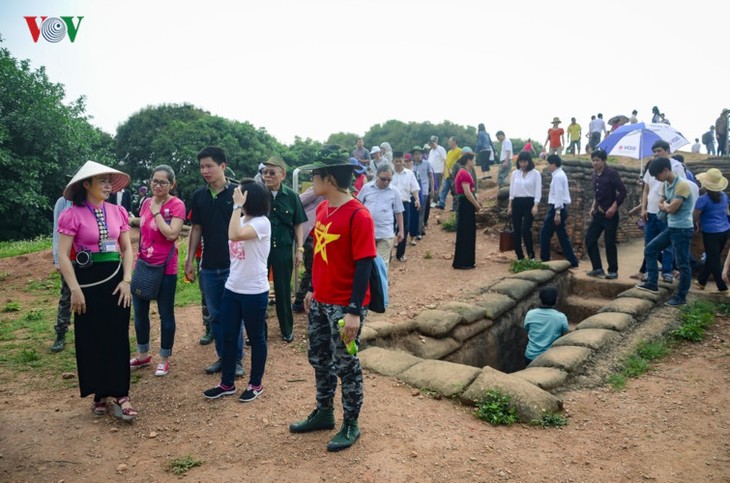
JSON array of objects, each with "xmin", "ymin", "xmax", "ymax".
[{"xmin": 85, "ymin": 202, "xmax": 110, "ymax": 240}]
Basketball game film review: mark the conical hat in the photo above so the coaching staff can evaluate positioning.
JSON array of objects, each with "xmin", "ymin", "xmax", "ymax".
[{"xmin": 63, "ymin": 160, "xmax": 130, "ymax": 200}]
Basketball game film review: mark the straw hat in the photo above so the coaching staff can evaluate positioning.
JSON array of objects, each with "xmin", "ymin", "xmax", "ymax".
[
  {"xmin": 63, "ymin": 160, "xmax": 130, "ymax": 200},
  {"xmin": 696, "ymin": 168, "xmax": 729, "ymax": 192}
]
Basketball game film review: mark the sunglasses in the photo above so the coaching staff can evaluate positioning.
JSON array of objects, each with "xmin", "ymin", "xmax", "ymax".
[
  {"xmin": 378, "ymin": 176, "xmax": 392, "ymax": 182},
  {"xmin": 262, "ymin": 169, "xmax": 279, "ymax": 176},
  {"xmin": 150, "ymin": 179, "xmax": 170, "ymax": 186}
]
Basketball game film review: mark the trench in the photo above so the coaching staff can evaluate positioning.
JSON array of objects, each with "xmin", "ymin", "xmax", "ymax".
[{"xmin": 364, "ymin": 271, "xmax": 637, "ymax": 375}]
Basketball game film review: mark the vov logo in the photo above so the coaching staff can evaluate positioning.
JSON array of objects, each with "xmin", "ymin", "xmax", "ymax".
[{"xmin": 24, "ymin": 16, "xmax": 84, "ymax": 43}]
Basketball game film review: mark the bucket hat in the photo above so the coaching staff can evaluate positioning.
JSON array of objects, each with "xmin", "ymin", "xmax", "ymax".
[
  {"xmin": 696, "ymin": 168, "xmax": 729, "ymax": 192},
  {"xmin": 63, "ymin": 160, "xmax": 130, "ymax": 200},
  {"xmin": 298, "ymin": 145, "xmax": 356, "ymax": 172}
]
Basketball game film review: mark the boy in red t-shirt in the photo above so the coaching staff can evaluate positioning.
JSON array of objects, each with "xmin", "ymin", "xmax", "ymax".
[{"xmin": 289, "ymin": 146, "xmax": 376, "ymax": 452}]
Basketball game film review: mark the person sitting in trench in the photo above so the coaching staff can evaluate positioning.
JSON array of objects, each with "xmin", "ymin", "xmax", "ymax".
[{"xmin": 523, "ymin": 286, "xmax": 569, "ymax": 365}]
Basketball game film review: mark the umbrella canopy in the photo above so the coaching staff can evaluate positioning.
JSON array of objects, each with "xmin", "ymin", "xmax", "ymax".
[
  {"xmin": 607, "ymin": 114, "xmax": 629, "ymax": 126},
  {"xmin": 597, "ymin": 122, "xmax": 689, "ymax": 160}
]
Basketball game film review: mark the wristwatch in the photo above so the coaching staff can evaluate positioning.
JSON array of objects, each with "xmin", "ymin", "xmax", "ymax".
[{"xmin": 232, "ymin": 204, "xmax": 243, "ymax": 211}]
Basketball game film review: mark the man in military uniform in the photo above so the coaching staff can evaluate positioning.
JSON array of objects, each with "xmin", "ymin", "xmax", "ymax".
[{"xmin": 262, "ymin": 156, "xmax": 306, "ymax": 342}]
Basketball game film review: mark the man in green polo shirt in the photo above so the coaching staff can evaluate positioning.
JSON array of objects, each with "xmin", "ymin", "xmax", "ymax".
[{"xmin": 262, "ymin": 156, "xmax": 307, "ymax": 342}]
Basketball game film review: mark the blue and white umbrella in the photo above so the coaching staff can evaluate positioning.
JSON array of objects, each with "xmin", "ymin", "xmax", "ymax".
[{"xmin": 598, "ymin": 122, "xmax": 689, "ymax": 160}]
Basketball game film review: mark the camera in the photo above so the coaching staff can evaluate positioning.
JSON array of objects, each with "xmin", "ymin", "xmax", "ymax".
[{"xmin": 75, "ymin": 250, "xmax": 93, "ymax": 269}]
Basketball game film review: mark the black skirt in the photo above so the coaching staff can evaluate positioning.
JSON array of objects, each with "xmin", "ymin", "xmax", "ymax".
[
  {"xmin": 74, "ymin": 261, "xmax": 131, "ymax": 398},
  {"xmin": 453, "ymin": 195, "xmax": 476, "ymax": 269}
]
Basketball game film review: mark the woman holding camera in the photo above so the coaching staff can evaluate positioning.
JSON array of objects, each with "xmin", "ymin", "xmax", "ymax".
[
  {"xmin": 57, "ymin": 161, "xmax": 136, "ymax": 421},
  {"xmin": 129, "ymin": 165, "xmax": 185, "ymax": 377}
]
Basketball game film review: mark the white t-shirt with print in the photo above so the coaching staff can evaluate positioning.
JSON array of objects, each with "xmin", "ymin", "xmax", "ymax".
[{"xmin": 225, "ymin": 216, "xmax": 271, "ymax": 294}]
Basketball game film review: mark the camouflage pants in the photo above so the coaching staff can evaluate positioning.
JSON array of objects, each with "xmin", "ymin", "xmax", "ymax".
[
  {"xmin": 308, "ymin": 300, "xmax": 366, "ymax": 421},
  {"xmin": 55, "ymin": 274, "xmax": 71, "ymax": 335}
]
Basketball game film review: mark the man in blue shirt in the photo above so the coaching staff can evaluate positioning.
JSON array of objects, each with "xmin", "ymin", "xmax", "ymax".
[
  {"xmin": 523, "ymin": 287, "xmax": 569, "ymax": 363},
  {"xmin": 637, "ymin": 157, "xmax": 697, "ymax": 306}
]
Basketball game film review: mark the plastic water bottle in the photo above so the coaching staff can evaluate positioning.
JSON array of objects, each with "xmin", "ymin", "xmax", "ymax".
[{"xmin": 337, "ymin": 319, "xmax": 358, "ymax": 355}]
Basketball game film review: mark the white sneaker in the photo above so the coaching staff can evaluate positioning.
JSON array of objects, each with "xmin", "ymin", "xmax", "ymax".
[{"xmin": 154, "ymin": 361, "xmax": 169, "ymax": 376}]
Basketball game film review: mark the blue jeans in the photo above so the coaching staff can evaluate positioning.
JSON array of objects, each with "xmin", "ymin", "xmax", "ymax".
[
  {"xmin": 199, "ymin": 268, "xmax": 243, "ymax": 361},
  {"xmin": 540, "ymin": 206, "xmax": 579, "ymax": 267},
  {"xmin": 133, "ymin": 274, "xmax": 177, "ymax": 357},
  {"xmin": 645, "ymin": 213, "xmax": 673, "ymax": 276},
  {"xmin": 220, "ymin": 290, "xmax": 268, "ymax": 388},
  {"xmin": 645, "ymin": 227, "xmax": 693, "ymax": 301},
  {"xmin": 438, "ymin": 177, "xmax": 453, "ymax": 208}
]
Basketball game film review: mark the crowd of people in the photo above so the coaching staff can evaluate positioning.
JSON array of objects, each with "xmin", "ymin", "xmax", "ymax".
[{"xmin": 48, "ymin": 111, "xmax": 730, "ymax": 449}]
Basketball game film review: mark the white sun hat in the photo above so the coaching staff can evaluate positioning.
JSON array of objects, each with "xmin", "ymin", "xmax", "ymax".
[{"xmin": 63, "ymin": 160, "xmax": 131, "ymax": 200}]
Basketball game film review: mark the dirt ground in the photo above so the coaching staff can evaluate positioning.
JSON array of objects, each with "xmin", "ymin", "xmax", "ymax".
[{"xmin": 1, "ymin": 190, "xmax": 729, "ymax": 482}]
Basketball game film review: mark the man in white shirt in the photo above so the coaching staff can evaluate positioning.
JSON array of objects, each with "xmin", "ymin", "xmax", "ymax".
[
  {"xmin": 588, "ymin": 114, "xmax": 607, "ymax": 152},
  {"xmin": 426, "ymin": 135, "xmax": 447, "ymax": 206},
  {"xmin": 357, "ymin": 163, "xmax": 404, "ymax": 272},
  {"xmin": 496, "ymin": 130, "xmax": 513, "ymax": 188},
  {"xmin": 539, "ymin": 155, "xmax": 579, "ymax": 267},
  {"xmin": 691, "ymin": 138, "xmax": 701, "ymax": 153},
  {"xmin": 391, "ymin": 152, "xmax": 420, "ymax": 261}
]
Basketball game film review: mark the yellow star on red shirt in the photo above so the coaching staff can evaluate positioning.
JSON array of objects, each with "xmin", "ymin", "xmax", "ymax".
[{"xmin": 313, "ymin": 220, "xmax": 340, "ymax": 263}]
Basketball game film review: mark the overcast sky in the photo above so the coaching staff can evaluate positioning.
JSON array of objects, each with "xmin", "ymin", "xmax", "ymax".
[{"xmin": 1, "ymin": 0, "xmax": 727, "ymax": 152}]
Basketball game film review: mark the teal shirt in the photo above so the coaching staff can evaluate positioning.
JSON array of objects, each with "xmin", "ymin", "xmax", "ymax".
[
  {"xmin": 524, "ymin": 307, "xmax": 569, "ymax": 360},
  {"xmin": 663, "ymin": 177, "xmax": 696, "ymax": 229}
]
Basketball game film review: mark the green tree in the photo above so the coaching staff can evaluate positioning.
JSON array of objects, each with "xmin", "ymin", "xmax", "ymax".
[
  {"xmin": 364, "ymin": 120, "xmax": 479, "ymax": 154},
  {"xmin": 0, "ymin": 41, "xmax": 110, "ymax": 241},
  {"xmin": 115, "ymin": 105, "xmax": 291, "ymax": 203}
]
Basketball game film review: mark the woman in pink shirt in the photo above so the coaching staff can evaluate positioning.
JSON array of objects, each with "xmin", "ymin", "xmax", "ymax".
[
  {"xmin": 129, "ymin": 165, "xmax": 186, "ymax": 377},
  {"xmin": 453, "ymin": 152, "xmax": 482, "ymax": 269},
  {"xmin": 57, "ymin": 161, "xmax": 136, "ymax": 421}
]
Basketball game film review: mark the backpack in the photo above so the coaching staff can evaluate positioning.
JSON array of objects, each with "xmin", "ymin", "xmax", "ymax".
[
  {"xmin": 349, "ymin": 207, "xmax": 389, "ymax": 313},
  {"xmin": 702, "ymin": 131, "xmax": 713, "ymax": 144}
]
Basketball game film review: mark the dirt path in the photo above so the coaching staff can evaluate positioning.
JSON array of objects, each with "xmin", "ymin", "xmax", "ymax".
[{"xmin": 0, "ymin": 204, "xmax": 729, "ymax": 482}]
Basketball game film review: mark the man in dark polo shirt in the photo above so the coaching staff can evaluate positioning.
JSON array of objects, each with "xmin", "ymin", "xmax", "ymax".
[
  {"xmin": 262, "ymin": 156, "xmax": 306, "ymax": 342},
  {"xmin": 185, "ymin": 146, "xmax": 244, "ymax": 376},
  {"xmin": 584, "ymin": 148, "xmax": 627, "ymax": 280}
]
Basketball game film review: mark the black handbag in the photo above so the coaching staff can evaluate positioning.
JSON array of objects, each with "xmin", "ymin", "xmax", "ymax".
[{"xmin": 131, "ymin": 245, "xmax": 175, "ymax": 301}]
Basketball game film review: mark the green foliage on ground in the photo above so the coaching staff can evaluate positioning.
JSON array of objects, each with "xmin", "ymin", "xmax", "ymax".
[
  {"xmin": 509, "ymin": 259, "xmax": 549, "ymax": 273},
  {"xmin": 169, "ymin": 455, "xmax": 203, "ymax": 475},
  {"xmin": 441, "ymin": 214, "xmax": 457, "ymax": 232},
  {"xmin": 0, "ymin": 237, "xmax": 52, "ymax": 259},
  {"xmin": 608, "ymin": 301, "xmax": 719, "ymax": 390},
  {"xmin": 475, "ymin": 389, "xmax": 519, "ymax": 425},
  {"xmin": 530, "ymin": 412, "xmax": 568, "ymax": 428},
  {"xmin": 670, "ymin": 300, "xmax": 716, "ymax": 342}
]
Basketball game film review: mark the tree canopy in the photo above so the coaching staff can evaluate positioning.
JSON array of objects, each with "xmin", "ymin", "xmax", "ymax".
[
  {"xmin": 0, "ymin": 42, "xmax": 113, "ymax": 241},
  {"xmin": 2, "ymin": 40, "xmax": 542, "ymax": 241}
]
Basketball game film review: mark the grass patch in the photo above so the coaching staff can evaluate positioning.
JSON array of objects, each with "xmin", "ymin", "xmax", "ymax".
[
  {"xmin": 169, "ymin": 455, "xmax": 203, "ymax": 475},
  {"xmin": 441, "ymin": 214, "xmax": 457, "ymax": 232},
  {"xmin": 531, "ymin": 412, "xmax": 567, "ymax": 428},
  {"xmin": 0, "ymin": 236, "xmax": 52, "ymax": 259},
  {"xmin": 607, "ymin": 373, "xmax": 627, "ymax": 390},
  {"xmin": 475, "ymin": 389, "xmax": 519, "ymax": 425},
  {"xmin": 607, "ymin": 301, "xmax": 718, "ymax": 390},
  {"xmin": 671, "ymin": 300, "xmax": 716, "ymax": 342},
  {"xmin": 636, "ymin": 340, "xmax": 669, "ymax": 361},
  {"xmin": 25, "ymin": 273, "xmax": 61, "ymax": 293},
  {"xmin": 3, "ymin": 301, "xmax": 21, "ymax": 312},
  {"xmin": 424, "ymin": 250, "xmax": 433, "ymax": 260},
  {"xmin": 174, "ymin": 242, "xmax": 205, "ymax": 308},
  {"xmin": 509, "ymin": 259, "xmax": 549, "ymax": 273}
]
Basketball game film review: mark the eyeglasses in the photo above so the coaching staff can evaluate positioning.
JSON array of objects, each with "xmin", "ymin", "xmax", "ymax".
[
  {"xmin": 150, "ymin": 179, "xmax": 170, "ymax": 186},
  {"xmin": 262, "ymin": 169, "xmax": 278, "ymax": 176},
  {"xmin": 378, "ymin": 177, "xmax": 392, "ymax": 183}
]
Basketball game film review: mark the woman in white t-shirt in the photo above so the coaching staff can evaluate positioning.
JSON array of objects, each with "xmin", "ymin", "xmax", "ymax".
[{"xmin": 203, "ymin": 181, "xmax": 271, "ymax": 403}]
